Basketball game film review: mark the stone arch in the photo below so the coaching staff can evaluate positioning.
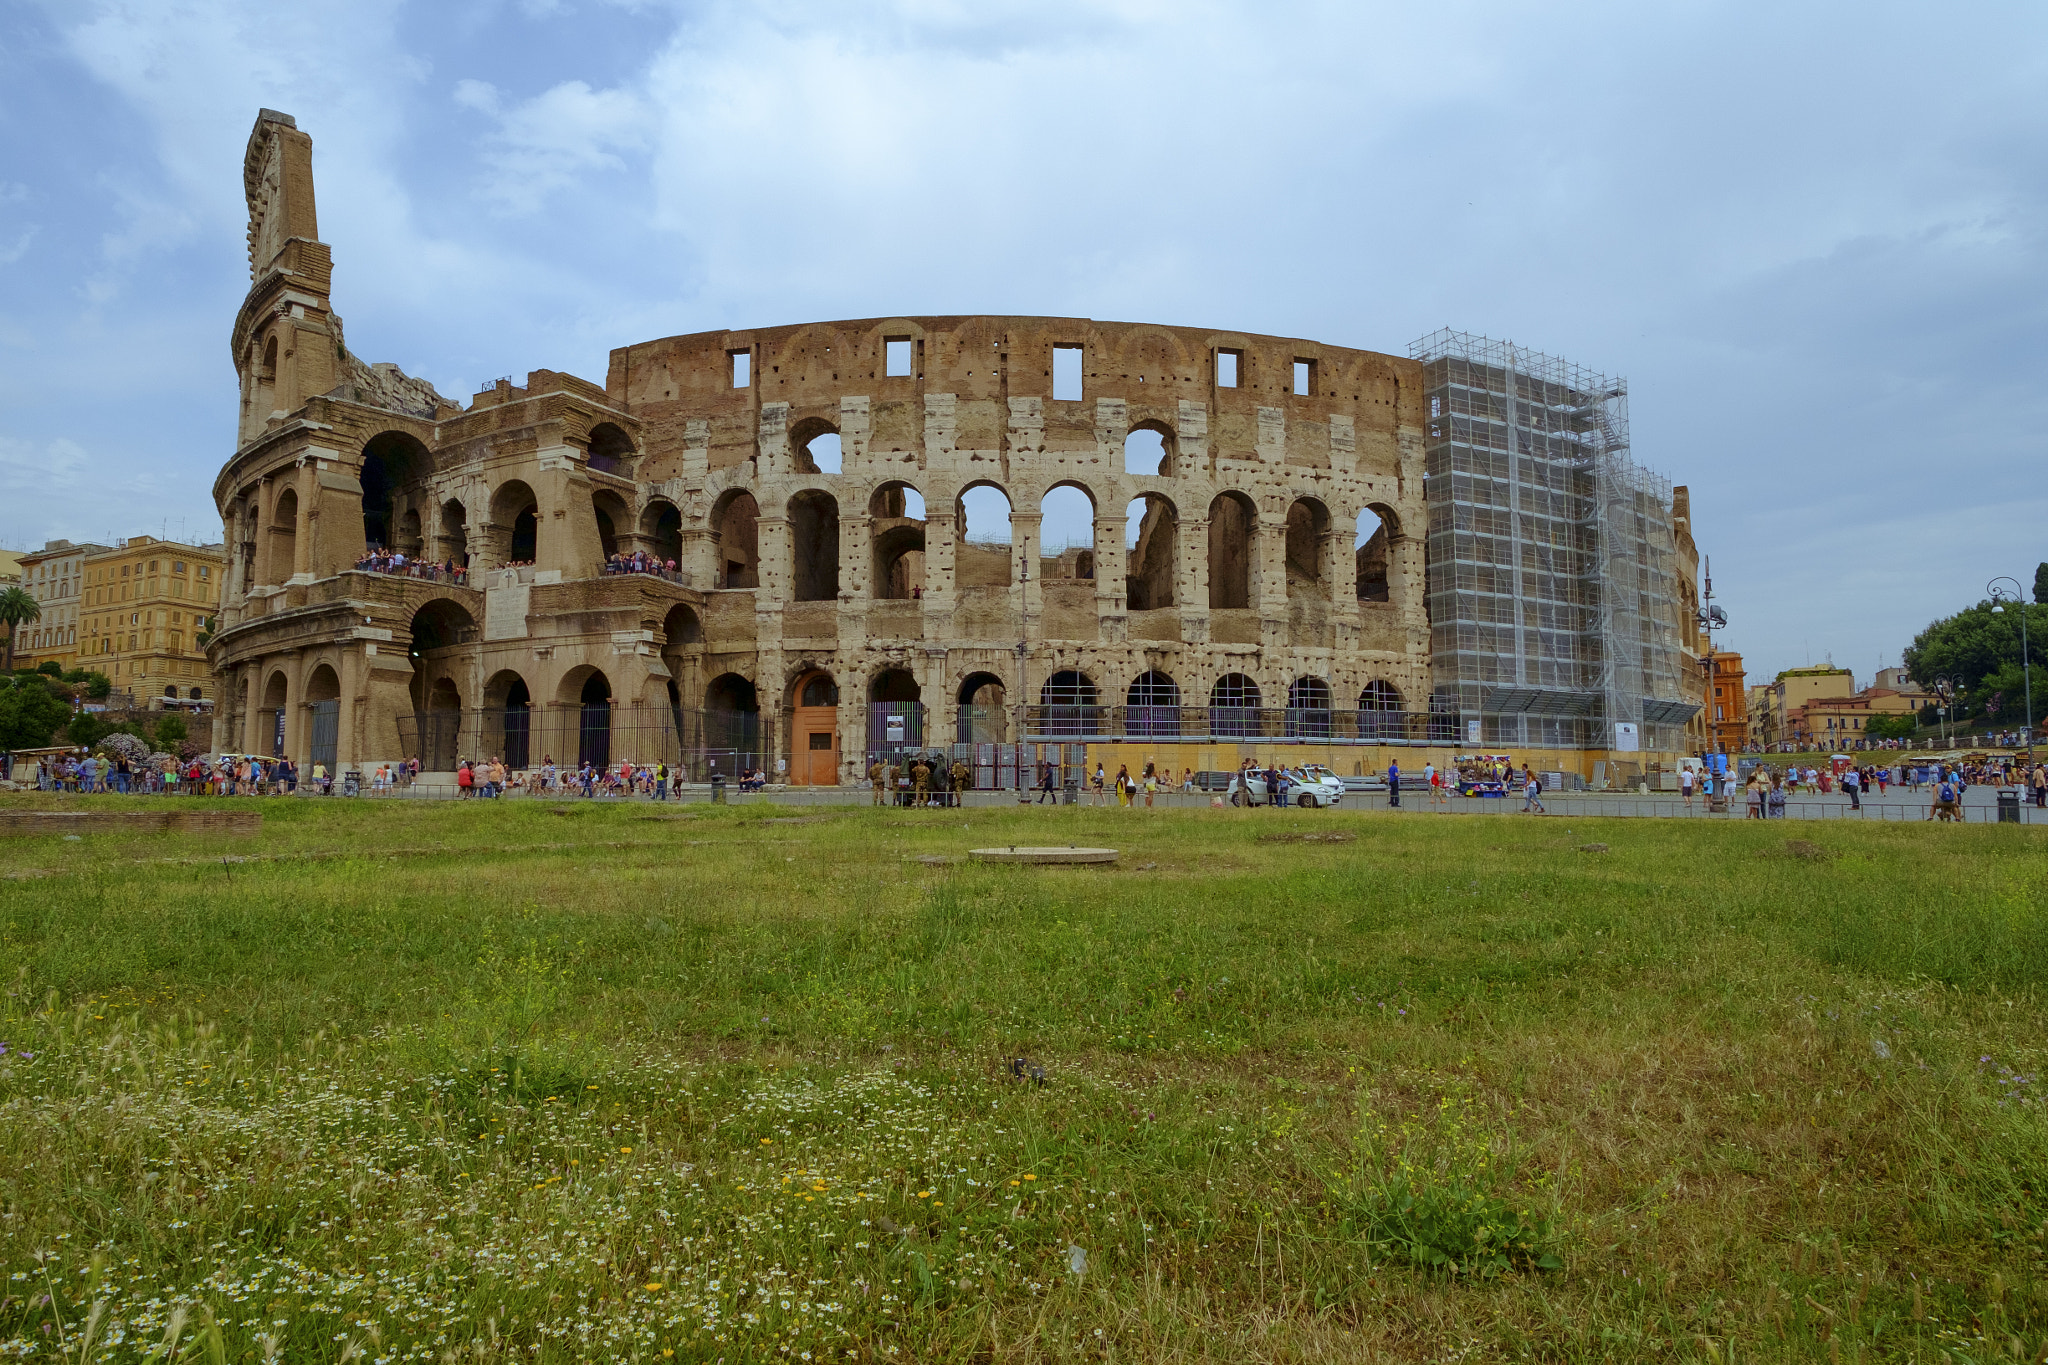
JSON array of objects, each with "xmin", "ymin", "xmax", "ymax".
[
  {"xmin": 1208, "ymin": 672, "xmax": 1261, "ymax": 737},
  {"xmin": 712, "ymin": 489, "xmax": 760, "ymax": 588},
  {"xmin": 957, "ymin": 481, "xmax": 1013, "ymax": 587},
  {"xmin": 1359, "ymin": 678, "xmax": 1403, "ymax": 740},
  {"xmin": 554, "ymin": 667, "xmax": 613, "ymax": 768},
  {"xmin": 1038, "ymin": 668, "xmax": 1099, "ymax": 737},
  {"xmin": 787, "ymin": 489, "xmax": 841, "ymax": 601},
  {"xmin": 1039, "ymin": 482, "xmax": 1095, "ymax": 578},
  {"xmin": 869, "ymin": 480, "xmax": 926, "ymax": 600},
  {"xmin": 1286, "ymin": 675, "xmax": 1333, "ymax": 737},
  {"xmin": 956, "ymin": 669, "xmax": 1008, "ymax": 743},
  {"xmin": 304, "ymin": 663, "xmax": 341, "ymax": 703},
  {"xmin": 1124, "ymin": 492, "xmax": 1178, "ymax": 611},
  {"xmin": 491, "ymin": 479, "xmax": 541, "ymax": 565},
  {"xmin": 439, "ymin": 498, "xmax": 469, "ymax": 566},
  {"xmin": 1207, "ymin": 491, "xmax": 1256, "ymax": 609},
  {"xmin": 1285, "ymin": 497, "xmax": 1331, "ymax": 594},
  {"xmin": 1123, "ymin": 419, "xmax": 1175, "ymax": 476},
  {"xmin": 586, "ymin": 422, "xmax": 636, "ymax": 476},
  {"xmin": 787, "ymin": 666, "xmax": 840, "ymax": 785},
  {"xmin": 360, "ymin": 431, "xmax": 431, "ymax": 554},
  {"xmin": 640, "ymin": 498, "xmax": 682, "ymax": 568},
  {"xmin": 1357, "ymin": 505, "xmax": 1397, "ymax": 601},
  {"xmin": 592, "ymin": 488, "xmax": 631, "ymax": 561},
  {"xmin": 267, "ymin": 486, "xmax": 298, "ymax": 583},
  {"xmin": 1127, "ymin": 668, "xmax": 1180, "ymax": 737},
  {"xmin": 483, "ymin": 669, "xmax": 533, "ymax": 768},
  {"xmin": 661, "ymin": 602, "xmax": 703, "ymax": 647},
  {"xmin": 790, "ymin": 416, "xmax": 842, "ymax": 474},
  {"xmin": 869, "ymin": 668, "xmax": 921, "ymax": 703}
]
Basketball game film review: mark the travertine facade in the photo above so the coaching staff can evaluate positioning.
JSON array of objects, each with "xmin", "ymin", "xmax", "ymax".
[{"xmin": 210, "ymin": 110, "xmax": 1432, "ymax": 779}]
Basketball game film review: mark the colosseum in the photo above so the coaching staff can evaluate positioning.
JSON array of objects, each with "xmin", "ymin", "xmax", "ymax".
[{"xmin": 212, "ymin": 110, "xmax": 1697, "ymax": 787}]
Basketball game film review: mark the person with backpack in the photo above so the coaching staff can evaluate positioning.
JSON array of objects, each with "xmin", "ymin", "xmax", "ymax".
[
  {"xmin": 1522, "ymin": 770, "xmax": 1546, "ymax": 813},
  {"xmin": 1933, "ymin": 773, "xmax": 1959, "ymax": 822}
]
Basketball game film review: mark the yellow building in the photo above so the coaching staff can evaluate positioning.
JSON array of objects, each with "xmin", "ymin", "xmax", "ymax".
[
  {"xmin": 16, "ymin": 539, "xmax": 110, "ymax": 673},
  {"xmin": 78, "ymin": 536, "xmax": 226, "ymax": 706}
]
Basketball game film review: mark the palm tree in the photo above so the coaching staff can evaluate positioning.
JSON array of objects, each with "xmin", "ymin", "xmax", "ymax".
[{"xmin": 0, "ymin": 585, "xmax": 39, "ymax": 674}]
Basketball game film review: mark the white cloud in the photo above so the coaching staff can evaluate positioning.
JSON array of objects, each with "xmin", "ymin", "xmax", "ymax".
[{"xmin": 465, "ymin": 79, "xmax": 651, "ymax": 214}]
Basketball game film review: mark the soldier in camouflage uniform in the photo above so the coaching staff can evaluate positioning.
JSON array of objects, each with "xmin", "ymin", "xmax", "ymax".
[
  {"xmin": 950, "ymin": 758, "xmax": 971, "ymax": 807},
  {"xmin": 869, "ymin": 758, "xmax": 887, "ymax": 806},
  {"xmin": 911, "ymin": 757, "xmax": 932, "ymax": 806}
]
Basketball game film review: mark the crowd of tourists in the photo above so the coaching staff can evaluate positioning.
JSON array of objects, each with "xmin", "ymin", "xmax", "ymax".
[
  {"xmin": 14, "ymin": 750, "xmax": 423, "ymax": 796},
  {"xmin": 601, "ymin": 551, "xmax": 679, "ymax": 576},
  {"xmin": 354, "ymin": 548, "xmax": 467, "ymax": 583}
]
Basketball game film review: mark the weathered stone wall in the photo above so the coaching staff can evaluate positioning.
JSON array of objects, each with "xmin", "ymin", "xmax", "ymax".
[{"xmin": 207, "ymin": 112, "xmax": 1433, "ymax": 778}]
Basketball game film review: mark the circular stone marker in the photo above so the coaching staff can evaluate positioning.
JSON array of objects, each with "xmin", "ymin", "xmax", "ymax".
[{"xmin": 970, "ymin": 846, "xmax": 1120, "ymax": 865}]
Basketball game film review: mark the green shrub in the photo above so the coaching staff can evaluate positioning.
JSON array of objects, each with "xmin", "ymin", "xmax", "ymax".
[{"xmin": 1335, "ymin": 1076, "xmax": 1561, "ymax": 1275}]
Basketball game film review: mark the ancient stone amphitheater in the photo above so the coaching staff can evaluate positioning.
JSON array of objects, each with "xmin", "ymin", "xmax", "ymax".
[{"xmin": 212, "ymin": 111, "xmax": 1432, "ymax": 784}]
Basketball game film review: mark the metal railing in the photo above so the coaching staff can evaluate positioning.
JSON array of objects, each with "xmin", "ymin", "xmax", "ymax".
[
  {"xmin": 396, "ymin": 703, "xmax": 762, "ymax": 779},
  {"xmin": 1022, "ymin": 705, "xmax": 1460, "ymax": 743}
]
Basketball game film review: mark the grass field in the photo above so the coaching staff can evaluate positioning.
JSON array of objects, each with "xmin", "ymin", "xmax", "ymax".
[{"xmin": 0, "ymin": 797, "xmax": 2044, "ymax": 1363}]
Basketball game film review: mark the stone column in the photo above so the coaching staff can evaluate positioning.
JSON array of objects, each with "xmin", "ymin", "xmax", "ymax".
[
  {"xmin": 755, "ymin": 514, "xmax": 791, "ymax": 605},
  {"xmin": 1178, "ymin": 515, "xmax": 1211, "ymax": 644},
  {"xmin": 1011, "ymin": 511, "xmax": 1042, "ymax": 629},
  {"xmin": 1093, "ymin": 513, "xmax": 1126, "ymax": 643},
  {"xmin": 1255, "ymin": 509, "xmax": 1287, "ymax": 651}
]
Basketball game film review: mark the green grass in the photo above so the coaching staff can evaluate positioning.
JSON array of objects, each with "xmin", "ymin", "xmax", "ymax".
[{"xmin": 1, "ymin": 796, "xmax": 2045, "ymax": 1362}]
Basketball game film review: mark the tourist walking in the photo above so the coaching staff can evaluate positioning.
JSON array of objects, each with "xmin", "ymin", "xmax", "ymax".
[
  {"xmin": 1386, "ymin": 760, "xmax": 1400, "ymax": 809},
  {"xmin": 1522, "ymin": 770, "xmax": 1545, "ymax": 813}
]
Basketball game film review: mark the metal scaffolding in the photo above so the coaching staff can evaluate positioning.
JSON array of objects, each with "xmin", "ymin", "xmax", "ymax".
[{"xmin": 1410, "ymin": 329, "xmax": 1695, "ymax": 751}]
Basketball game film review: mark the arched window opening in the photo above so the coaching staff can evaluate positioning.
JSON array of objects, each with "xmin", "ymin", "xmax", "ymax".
[
  {"xmin": 484, "ymin": 672, "xmax": 533, "ymax": 769},
  {"xmin": 1286, "ymin": 676, "xmax": 1333, "ymax": 737},
  {"xmin": 869, "ymin": 669, "xmax": 921, "ymax": 703},
  {"xmin": 361, "ymin": 432, "xmax": 429, "ymax": 554},
  {"xmin": 662, "ymin": 603, "xmax": 702, "ymax": 648},
  {"xmin": 439, "ymin": 500, "xmax": 469, "ymax": 567},
  {"xmin": 714, "ymin": 491, "xmax": 760, "ymax": 588},
  {"xmin": 1359, "ymin": 679, "xmax": 1404, "ymax": 739},
  {"xmin": 586, "ymin": 423, "xmax": 635, "ymax": 477},
  {"xmin": 1039, "ymin": 484, "xmax": 1094, "ymax": 580},
  {"xmin": 491, "ymin": 481, "xmax": 540, "ymax": 567},
  {"xmin": 407, "ymin": 622, "xmax": 468, "ymax": 770},
  {"xmin": 1037, "ymin": 669, "xmax": 1100, "ymax": 737},
  {"xmin": 575, "ymin": 669, "xmax": 613, "ymax": 768},
  {"xmin": 1127, "ymin": 669, "xmax": 1180, "ymax": 737},
  {"xmin": 1208, "ymin": 673, "xmax": 1262, "ymax": 738},
  {"xmin": 788, "ymin": 490, "xmax": 840, "ymax": 601},
  {"xmin": 956, "ymin": 671, "xmax": 1007, "ymax": 743},
  {"xmin": 640, "ymin": 501, "xmax": 681, "ymax": 568},
  {"xmin": 1207, "ymin": 492, "xmax": 1255, "ymax": 609},
  {"xmin": 794, "ymin": 421, "xmax": 842, "ymax": 475},
  {"xmin": 1123, "ymin": 424, "xmax": 1171, "ymax": 476},
  {"xmin": 957, "ymin": 484, "xmax": 1012, "ymax": 587},
  {"xmin": 870, "ymin": 482, "xmax": 926, "ymax": 601},
  {"xmin": 268, "ymin": 488, "xmax": 299, "ymax": 583},
  {"xmin": 593, "ymin": 491, "xmax": 631, "ymax": 562},
  {"xmin": 798, "ymin": 672, "xmax": 838, "ymax": 708},
  {"xmin": 1124, "ymin": 494, "xmax": 1177, "ymax": 610},
  {"xmin": 1285, "ymin": 498, "xmax": 1330, "ymax": 597},
  {"xmin": 789, "ymin": 669, "xmax": 839, "ymax": 785},
  {"xmin": 1357, "ymin": 506, "xmax": 1393, "ymax": 601}
]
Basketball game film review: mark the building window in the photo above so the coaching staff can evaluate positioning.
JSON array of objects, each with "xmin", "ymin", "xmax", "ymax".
[{"xmin": 1216, "ymin": 349, "xmax": 1241, "ymax": 388}]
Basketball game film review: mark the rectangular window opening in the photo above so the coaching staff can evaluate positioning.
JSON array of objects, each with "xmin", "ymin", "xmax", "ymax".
[
  {"xmin": 729, "ymin": 350, "xmax": 751, "ymax": 388},
  {"xmin": 1293, "ymin": 359, "xmax": 1313, "ymax": 396},
  {"xmin": 1053, "ymin": 345, "xmax": 1083, "ymax": 401},
  {"xmin": 885, "ymin": 337, "xmax": 913, "ymax": 377},
  {"xmin": 1216, "ymin": 350, "xmax": 1240, "ymax": 388}
]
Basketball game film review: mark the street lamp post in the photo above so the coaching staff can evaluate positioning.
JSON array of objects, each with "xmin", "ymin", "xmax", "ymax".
[
  {"xmin": 1988, "ymin": 576, "xmax": 2034, "ymax": 756},
  {"xmin": 1933, "ymin": 675, "xmax": 1956, "ymax": 750}
]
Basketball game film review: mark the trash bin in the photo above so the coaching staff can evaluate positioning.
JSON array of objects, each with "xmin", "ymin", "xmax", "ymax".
[
  {"xmin": 1063, "ymin": 780, "xmax": 1080, "ymax": 805},
  {"xmin": 711, "ymin": 774, "xmax": 727, "ymax": 805},
  {"xmin": 341, "ymin": 770, "xmax": 362, "ymax": 798},
  {"xmin": 1997, "ymin": 788, "xmax": 2021, "ymax": 823}
]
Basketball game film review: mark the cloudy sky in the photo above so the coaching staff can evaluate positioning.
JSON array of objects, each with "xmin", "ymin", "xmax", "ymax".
[{"xmin": 3, "ymin": 0, "xmax": 2043, "ymax": 682}]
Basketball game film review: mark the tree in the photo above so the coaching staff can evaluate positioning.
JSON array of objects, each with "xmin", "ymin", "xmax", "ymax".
[
  {"xmin": 0, "ymin": 586, "xmax": 40, "ymax": 673},
  {"xmin": 151, "ymin": 714, "xmax": 189, "ymax": 748},
  {"xmin": 2035, "ymin": 561, "xmax": 2048, "ymax": 605},
  {"xmin": 65, "ymin": 711, "xmax": 112, "ymax": 750},
  {"xmin": 1903, "ymin": 599, "xmax": 2048, "ymax": 697},
  {"xmin": 1864, "ymin": 713, "xmax": 1916, "ymax": 741},
  {"xmin": 0, "ymin": 675, "xmax": 73, "ymax": 749},
  {"xmin": 80, "ymin": 671, "xmax": 111, "ymax": 700}
]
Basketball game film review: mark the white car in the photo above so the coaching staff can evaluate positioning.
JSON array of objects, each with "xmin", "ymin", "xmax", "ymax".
[{"xmin": 1228, "ymin": 765, "xmax": 1347, "ymax": 808}]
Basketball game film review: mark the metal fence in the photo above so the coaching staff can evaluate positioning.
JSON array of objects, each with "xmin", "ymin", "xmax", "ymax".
[
  {"xmin": 1022, "ymin": 705, "xmax": 1460, "ymax": 743},
  {"xmin": 396, "ymin": 704, "xmax": 763, "ymax": 779}
]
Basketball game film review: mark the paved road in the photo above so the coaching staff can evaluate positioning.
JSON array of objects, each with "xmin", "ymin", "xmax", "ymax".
[{"xmin": 370, "ymin": 782, "xmax": 2048, "ymax": 824}]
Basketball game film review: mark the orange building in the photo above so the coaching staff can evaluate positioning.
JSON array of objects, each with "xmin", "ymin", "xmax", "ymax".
[{"xmin": 1705, "ymin": 653, "xmax": 1746, "ymax": 752}]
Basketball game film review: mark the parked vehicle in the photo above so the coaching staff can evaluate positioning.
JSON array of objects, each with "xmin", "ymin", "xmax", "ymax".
[{"xmin": 1227, "ymin": 764, "xmax": 1347, "ymax": 808}]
